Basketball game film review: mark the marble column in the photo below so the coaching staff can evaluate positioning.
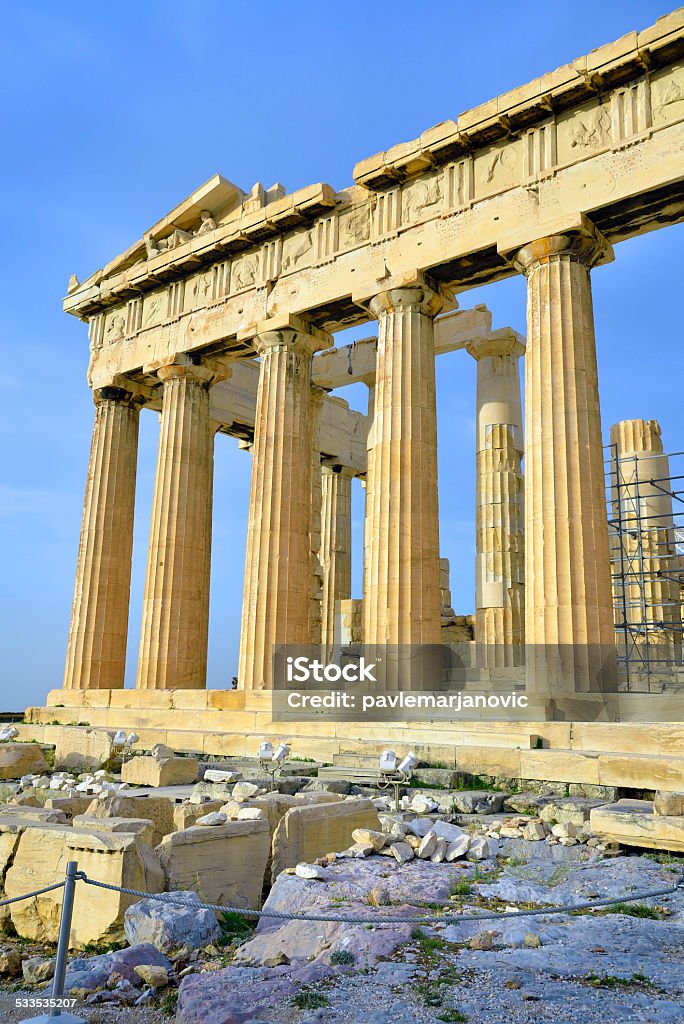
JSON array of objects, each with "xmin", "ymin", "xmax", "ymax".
[
  {"xmin": 363, "ymin": 280, "xmax": 443, "ymax": 650},
  {"xmin": 466, "ymin": 330, "xmax": 525, "ymax": 663},
  {"xmin": 509, "ymin": 222, "xmax": 617, "ymax": 699},
  {"xmin": 308, "ymin": 388, "xmax": 326, "ymax": 645},
  {"xmin": 320, "ymin": 464, "xmax": 354, "ymax": 647},
  {"xmin": 63, "ymin": 385, "xmax": 144, "ymax": 690},
  {"xmin": 610, "ymin": 418, "xmax": 681, "ymax": 665},
  {"xmin": 136, "ymin": 357, "xmax": 227, "ymax": 690},
  {"xmin": 238, "ymin": 323, "xmax": 329, "ymax": 689}
]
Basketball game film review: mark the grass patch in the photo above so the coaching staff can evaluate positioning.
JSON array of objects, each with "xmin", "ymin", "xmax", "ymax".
[
  {"xmin": 330, "ymin": 949, "xmax": 355, "ymax": 965},
  {"xmin": 80, "ymin": 939, "xmax": 122, "ymax": 955},
  {"xmin": 159, "ymin": 989, "xmax": 178, "ymax": 1015},
  {"xmin": 217, "ymin": 910, "xmax": 252, "ymax": 945},
  {"xmin": 438, "ymin": 1012, "xmax": 468, "ymax": 1023},
  {"xmin": 585, "ymin": 971, "xmax": 660, "ymax": 991},
  {"xmin": 449, "ymin": 878, "xmax": 474, "ymax": 897},
  {"xmin": 603, "ymin": 903, "xmax": 664, "ymax": 920},
  {"xmin": 411, "ymin": 927, "xmax": 447, "ymax": 955},
  {"xmin": 292, "ymin": 989, "xmax": 329, "ymax": 1009}
]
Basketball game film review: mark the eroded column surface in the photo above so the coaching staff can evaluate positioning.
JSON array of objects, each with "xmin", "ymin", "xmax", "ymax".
[
  {"xmin": 320, "ymin": 464, "xmax": 353, "ymax": 647},
  {"xmin": 136, "ymin": 358, "xmax": 226, "ymax": 690},
  {"xmin": 511, "ymin": 225, "xmax": 617, "ymax": 698},
  {"xmin": 610, "ymin": 418, "xmax": 682, "ymax": 663},
  {"xmin": 363, "ymin": 281, "xmax": 443, "ymax": 648},
  {"xmin": 238, "ymin": 325, "xmax": 328, "ymax": 689},
  {"xmin": 308, "ymin": 389, "xmax": 326, "ymax": 645},
  {"xmin": 466, "ymin": 331, "xmax": 525, "ymax": 661},
  {"xmin": 64, "ymin": 386, "xmax": 144, "ymax": 690}
]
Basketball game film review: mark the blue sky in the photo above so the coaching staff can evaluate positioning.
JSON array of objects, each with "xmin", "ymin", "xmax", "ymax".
[{"xmin": 1, "ymin": 1, "xmax": 682, "ymax": 709}]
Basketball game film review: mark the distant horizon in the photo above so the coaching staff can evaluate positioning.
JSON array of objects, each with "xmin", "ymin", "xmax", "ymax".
[{"xmin": 2, "ymin": 0, "xmax": 682, "ymax": 709}]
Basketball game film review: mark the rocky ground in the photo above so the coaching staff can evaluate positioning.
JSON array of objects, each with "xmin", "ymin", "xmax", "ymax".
[{"xmin": 4, "ymin": 839, "xmax": 678, "ymax": 1023}]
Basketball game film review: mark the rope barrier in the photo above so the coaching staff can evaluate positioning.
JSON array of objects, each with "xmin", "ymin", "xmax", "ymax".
[
  {"xmin": 0, "ymin": 880, "xmax": 66, "ymax": 906},
  {"xmin": 76, "ymin": 871, "xmax": 684, "ymax": 926}
]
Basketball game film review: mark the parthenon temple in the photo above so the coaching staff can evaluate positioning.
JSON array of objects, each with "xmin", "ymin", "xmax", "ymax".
[{"xmin": 29, "ymin": 10, "xmax": 684, "ymax": 769}]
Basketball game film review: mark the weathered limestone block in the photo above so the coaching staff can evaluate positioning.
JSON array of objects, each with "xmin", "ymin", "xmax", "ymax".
[
  {"xmin": 73, "ymin": 815, "xmax": 155, "ymax": 846},
  {"xmin": 654, "ymin": 791, "xmax": 684, "ymax": 817},
  {"xmin": 121, "ymin": 755, "xmax": 199, "ymax": 788},
  {"xmin": 590, "ymin": 799, "xmax": 684, "ymax": 853},
  {"xmin": 85, "ymin": 795, "xmax": 175, "ymax": 846},
  {"xmin": 54, "ymin": 728, "xmax": 116, "ymax": 771},
  {"xmin": 44, "ymin": 796, "xmax": 94, "ymax": 819},
  {"xmin": 5, "ymin": 824, "xmax": 164, "ymax": 945},
  {"xmin": 0, "ymin": 743, "xmax": 49, "ymax": 780},
  {"xmin": 271, "ymin": 798, "xmax": 380, "ymax": 881},
  {"xmin": 0, "ymin": 804, "xmax": 68, "ymax": 824},
  {"xmin": 173, "ymin": 800, "xmax": 225, "ymax": 831},
  {"xmin": 155, "ymin": 820, "xmax": 270, "ymax": 909},
  {"xmin": 0, "ymin": 824, "xmax": 23, "ymax": 929}
]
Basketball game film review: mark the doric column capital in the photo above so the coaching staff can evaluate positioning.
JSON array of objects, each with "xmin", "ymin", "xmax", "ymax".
[
  {"xmin": 321, "ymin": 460, "xmax": 356, "ymax": 479},
  {"xmin": 254, "ymin": 326, "xmax": 326, "ymax": 358},
  {"xmin": 92, "ymin": 385, "xmax": 146, "ymax": 408},
  {"xmin": 499, "ymin": 213, "xmax": 614, "ymax": 276},
  {"xmin": 466, "ymin": 328, "xmax": 525, "ymax": 362},
  {"xmin": 153, "ymin": 353, "xmax": 231, "ymax": 387},
  {"xmin": 369, "ymin": 279, "xmax": 444, "ymax": 320}
]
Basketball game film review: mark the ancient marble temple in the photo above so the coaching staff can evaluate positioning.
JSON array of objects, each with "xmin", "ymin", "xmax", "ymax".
[{"xmin": 54, "ymin": 10, "xmax": 683, "ymax": 722}]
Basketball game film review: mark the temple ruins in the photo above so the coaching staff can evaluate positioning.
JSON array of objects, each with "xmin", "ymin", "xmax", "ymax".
[{"xmin": 22, "ymin": 9, "xmax": 684, "ymax": 787}]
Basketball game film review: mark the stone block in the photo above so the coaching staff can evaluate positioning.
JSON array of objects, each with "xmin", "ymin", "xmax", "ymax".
[
  {"xmin": 0, "ymin": 743, "xmax": 49, "ymax": 780},
  {"xmin": 5, "ymin": 824, "xmax": 164, "ymax": 945},
  {"xmin": 121, "ymin": 755, "xmax": 199, "ymax": 788},
  {"xmin": 271, "ymin": 798, "xmax": 380, "ymax": 881},
  {"xmin": 73, "ymin": 815, "xmax": 155, "ymax": 846},
  {"xmin": 173, "ymin": 800, "xmax": 225, "ymax": 831},
  {"xmin": 44, "ymin": 796, "xmax": 94, "ymax": 819},
  {"xmin": 54, "ymin": 729, "xmax": 116, "ymax": 771},
  {"xmin": 85, "ymin": 795, "xmax": 176, "ymax": 846},
  {"xmin": 654, "ymin": 791, "xmax": 684, "ymax": 817},
  {"xmin": 590, "ymin": 799, "xmax": 684, "ymax": 853},
  {"xmin": 124, "ymin": 892, "xmax": 220, "ymax": 953},
  {"xmin": 155, "ymin": 820, "xmax": 270, "ymax": 910}
]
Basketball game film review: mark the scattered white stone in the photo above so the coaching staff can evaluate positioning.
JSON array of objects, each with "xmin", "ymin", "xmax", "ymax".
[
  {"xmin": 352, "ymin": 828, "xmax": 388, "ymax": 852},
  {"xmin": 430, "ymin": 837, "xmax": 448, "ymax": 863},
  {"xmin": 196, "ymin": 812, "xmax": 228, "ymax": 827},
  {"xmin": 551, "ymin": 822, "xmax": 576, "ymax": 839},
  {"xmin": 417, "ymin": 831, "xmax": 438, "ymax": 859},
  {"xmin": 390, "ymin": 841, "xmax": 414, "ymax": 864},
  {"xmin": 522, "ymin": 821, "xmax": 546, "ymax": 841},
  {"xmin": 410, "ymin": 795, "xmax": 438, "ymax": 814},
  {"xmin": 236, "ymin": 808, "xmax": 266, "ymax": 821},
  {"xmin": 295, "ymin": 862, "xmax": 329, "ymax": 881},
  {"xmin": 232, "ymin": 781, "xmax": 260, "ymax": 803},
  {"xmin": 559, "ymin": 837, "xmax": 579, "ymax": 846},
  {"xmin": 500, "ymin": 826, "xmax": 523, "ymax": 839},
  {"xmin": 468, "ymin": 835, "xmax": 499, "ymax": 861},
  {"xmin": 432, "ymin": 821, "xmax": 466, "ymax": 843},
  {"xmin": 445, "ymin": 836, "xmax": 471, "ymax": 861},
  {"xmin": 407, "ymin": 817, "xmax": 435, "ymax": 838},
  {"xmin": 204, "ymin": 769, "xmax": 242, "ymax": 784},
  {"xmin": 349, "ymin": 842, "xmax": 375, "ymax": 858},
  {"xmin": 35, "ymin": 777, "xmax": 50, "ymax": 790}
]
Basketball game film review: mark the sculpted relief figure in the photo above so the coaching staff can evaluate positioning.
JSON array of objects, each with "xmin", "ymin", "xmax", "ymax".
[
  {"xmin": 282, "ymin": 230, "xmax": 312, "ymax": 271},
  {"xmin": 403, "ymin": 177, "xmax": 442, "ymax": 222},
  {"xmin": 196, "ymin": 209, "xmax": 217, "ymax": 235},
  {"xmin": 340, "ymin": 207, "xmax": 370, "ymax": 246},
  {"xmin": 232, "ymin": 255, "xmax": 257, "ymax": 291},
  {"xmin": 570, "ymin": 106, "xmax": 611, "ymax": 149},
  {"xmin": 105, "ymin": 314, "xmax": 125, "ymax": 343}
]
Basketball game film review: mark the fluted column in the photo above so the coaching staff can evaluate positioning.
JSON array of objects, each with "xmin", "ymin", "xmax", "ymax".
[
  {"xmin": 238, "ymin": 323, "xmax": 329, "ymax": 689},
  {"xmin": 321, "ymin": 464, "xmax": 354, "ymax": 646},
  {"xmin": 308, "ymin": 389, "xmax": 326, "ymax": 645},
  {"xmin": 63, "ymin": 386, "xmax": 144, "ymax": 690},
  {"xmin": 363, "ymin": 279, "xmax": 443, "ymax": 648},
  {"xmin": 136, "ymin": 357, "xmax": 227, "ymax": 690},
  {"xmin": 510, "ymin": 222, "xmax": 617, "ymax": 698},
  {"xmin": 466, "ymin": 331, "xmax": 525, "ymax": 663},
  {"xmin": 610, "ymin": 418, "xmax": 681, "ymax": 665}
]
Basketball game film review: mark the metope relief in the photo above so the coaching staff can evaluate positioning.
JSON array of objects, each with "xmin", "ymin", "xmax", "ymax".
[
  {"xmin": 557, "ymin": 100, "xmax": 611, "ymax": 165},
  {"xmin": 401, "ymin": 175, "xmax": 443, "ymax": 224},
  {"xmin": 651, "ymin": 66, "xmax": 684, "ymax": 126},
  {"xmin": 473, "ymin": 139, "xmax": 521, "ymax": 200},
  {"xmin": 338, "ymin": 206, "xmax": 370, "ymax": 250},
  {"xmin": 282, "ymin": 228, "xmax": 313, "ymax": 273}
]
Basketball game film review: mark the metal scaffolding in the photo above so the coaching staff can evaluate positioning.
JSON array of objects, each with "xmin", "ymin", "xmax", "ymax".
[{"xmin": 606, "ymin": 444, "xmax": 684, "ymax": 691}]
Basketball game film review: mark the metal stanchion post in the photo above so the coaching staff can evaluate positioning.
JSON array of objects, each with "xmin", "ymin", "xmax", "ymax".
[{"xmin": 23, "ymin": 860, "xmax": 86, "ymax": 1023}]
